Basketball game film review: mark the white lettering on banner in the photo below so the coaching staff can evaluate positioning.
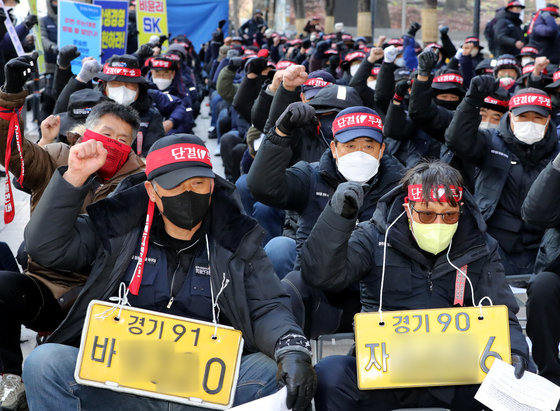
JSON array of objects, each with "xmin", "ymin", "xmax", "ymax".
[
  {"xmin": 315, "ymin": 191, "xmax": 329, "ymax": 197},
  {"xmin": 433, "ymin": 74, "xmax": 464, "ymax": 85},
  {"xmin": 171, "ymin": 147, "xmax": 208, "ymax": 161},
  {"xmin": 333, "ymin": 113, "xmax": 383, "ymax": 133},
  {"xmin": 509, "ymin": 94, "xmax": 551, "ymax": 109}
]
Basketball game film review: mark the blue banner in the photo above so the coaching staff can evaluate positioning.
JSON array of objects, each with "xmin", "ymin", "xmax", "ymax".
[
  {"xmin": 58, "ymin": 1, "xmax": 103, "ymax": 74},
  {"xmin": 167, "ymin": 0, "xmax": 228, "ymax": 52},
  {"xmin": 94, "ymin": 0, "xmax": 129, "ymax": 63}
]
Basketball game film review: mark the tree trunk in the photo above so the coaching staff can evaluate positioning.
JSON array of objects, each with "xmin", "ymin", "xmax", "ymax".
[
  {"xmin": 230, "ymin": 0, "xmax": 240, "ymax": 34},
  {"xmin": 357, "ymin": 0, "xmax": 372, "ymax": 39},
  {"xmin": 374, "ymin": 0, "xmax": 390, "ymax": 29},
  {"xmin": 422, "ymin": 0, "xmax": 438, "ymax": 43},
  {"xmin": 293, "ymin": 0, "xmax": 305, "ymax": 35},
  {"xmin": 325, "ymin": 0, "xmax": 335, "ymax": 33}
]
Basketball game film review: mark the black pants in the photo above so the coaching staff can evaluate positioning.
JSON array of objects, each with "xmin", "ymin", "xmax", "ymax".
[
  {"xmin": 0, "ymin": 242, "xmax": 19, "ymax": 272},
  {"xmin": 0, "ymin": 271, "xmax": 66, "ymax": 375},
  {"xmin": 220, "ymin": 130, "xmax": 246, "ymax": 183},
  {"xmin": 527, "ymin": 271, "xmax": 560, "ymax": 385}
]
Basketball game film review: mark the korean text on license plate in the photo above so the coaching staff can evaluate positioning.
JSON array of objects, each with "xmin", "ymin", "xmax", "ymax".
[
  {"xmin": 354, "ymin": 306, "xmax": 511, "ymax": 389},
  {"xmin": 75, "ymin": 300, "xmax": 244, "ymax": 410}
]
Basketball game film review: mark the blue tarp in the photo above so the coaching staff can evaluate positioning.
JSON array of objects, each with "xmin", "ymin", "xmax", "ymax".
[{"xmin": 167, "ymin": 0, "xmax": 229, "ymax": 52}]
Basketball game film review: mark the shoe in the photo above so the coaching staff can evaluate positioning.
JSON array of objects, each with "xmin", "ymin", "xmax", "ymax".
[
  {"xmin": 208, "ymin": 126, "xmax": 217, "ymax": 140},
  {"xmin": 0, "ymin": 374, "xmax": 27, "ymax": 410},
  {"xmin": 213, "ymin": 145, "xmax": 221, "ymax": 156}
]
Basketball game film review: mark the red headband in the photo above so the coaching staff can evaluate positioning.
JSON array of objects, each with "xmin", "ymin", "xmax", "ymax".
[
  {"xmin": 407, "ymin": 184, "xmax": 463, "ymax": 203},
  {"xmin": 332, "ymin": 112, "xmax": 383, "ymax": 135},
  {"xmin": 509, "ymin": 93, "xmax": 552, "ymax": 110},
  {"xmin": 103, "ymin": 65, "xmax": 142, "ymax": 77},
  {"xmin": 520, "ymin": 46, "xmax": 539, "ymax": 55},
  {"xmin": 372, "ymin": 67, "xmax": 380, "ymax": 76},
  {"xmin": 345, "ymin": 51, "xmax": 366, "ymax": 62},
  {"xmin": 464, "ymin": 37, "xmax": 479, "ymax": 43},
  {"xmin": 151, "ymin": 59, "xmax": 173, "ymax": 69},
  {"xmin": 522, "ymin": 65, "xmax": 535, "ymax": 74},
  {"xmin": 433, "ymin": 73, "xmax": 464, "ymax": 85},
  {"xmin": 276, "ymin": 60, "xmax": 295, "ymax": 70},
  {"xmin": 496, "ymin": 58, "xmax": 518, "ymax": 67},
  {"xmin": 541, "ymin": 6, "xmax": 559, "ymax": 13},
  {"xmin": 484, "ymin": 96, "xmax": 510, "ymax": 107},
  {"xmin": 426, "ymin": 43, "xmax": 442, "ymax": 49},
  {"xmin": 145, "ymin": 143, "xmax": 212, "ymax": 176},
  {"xmin": 554, "ymin": 71, "xmax": 560, "ymax": 82},
  {"xmin": 303, "ymin": 78, "xmax": 332, "ymax": 88}
]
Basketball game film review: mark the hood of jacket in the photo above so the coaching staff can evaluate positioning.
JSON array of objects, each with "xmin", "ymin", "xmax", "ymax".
[{"xmin": 498, "ymin": 112, "xmax": 558, "ymax": 166}]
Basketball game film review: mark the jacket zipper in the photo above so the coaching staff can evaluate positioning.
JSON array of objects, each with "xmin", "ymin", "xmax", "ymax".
[
  {"xmin": 427, "ymin": 269, "xmax": 433, "ymax": 294},
  {"xmin": 167, "ymin": 261, "xmax": 181, "ymax": 308}
]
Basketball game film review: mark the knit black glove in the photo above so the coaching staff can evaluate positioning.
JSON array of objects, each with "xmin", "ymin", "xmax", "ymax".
[
  {"xmin": 439, "ymin": 25, "xmax": 449, "ymax": 35},
  {"xmin": 417, "ymin": 50, "xmax": 438, "ymax": 77},
  {"xmin": 218, "ymin": 19, "xmax": 227, "ymax": 29},
  {"xmin": 465, "ymin": 75, "xmax": 499, "ymax": 105},
  {"xmin": 407, "ymin": 22, "xmax": 421, "ymax": 37},
  {"xmin": 135, "ymin": 44, "xmax": 153, "ymax": 59},
  {"xmin": 228, "ymin": 56, "xmax": 244, "ymax": 71},
  {"xmin": 49, "ymin": 44, "xmax": 59, "ymax": 56},
  {"xmin": 245, "ymin": 57, "xmax": 267, "ymax": 75},
  {"xmin": 275, "ymin": 102, "xmax": 316, "ymax": 135},
  {"xmin": 512, "ymin": 354, "xmax": 528, "ymax": 379},
  {"xmin": 395, "ymin": 79, "xmax": 410, "ymax": 98},
  {"xmin": 57, "ymin": 45, "xmax": 81, "ymax": 69},
  {"xmin": 4, "ymin": 55, "xmax": 35, "ymax": 93},
  {"xmin": 330, "ymin": 182, "xmax": 364, "ymax": 219},
  {"xmin": 23, "ymin": 14, "xmax": 37, "ymax": 30},
  {"xmin": 276, "ymin": 351, "xmax": 317, "ymax": 411}
]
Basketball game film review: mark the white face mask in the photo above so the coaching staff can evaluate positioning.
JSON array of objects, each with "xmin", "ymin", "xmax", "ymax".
[
  {"xmin": 498, "ymin": 76, "xmax": 516, "ymax": 90},
  {"xmin": 153, "ymin": 77, "xmax": 172, "ymax": 91},
  {"xmin": 394, "ymin": 57, "xmax": 405, "ymax": 67},
  {"xmin": 350, "ymin": 64, "xmax": 360, "ymax": 76},
  {"xmin": 367, "ymin": 80, "xmax": 377, "ymax": 90},
  {"xmin": 479, "ymin": 121, "xmax": 499, "ymax": 131},
  {"xmin": 521, "ymin": 57, "xmax": 535, "ymax": 67},
  {"xmin": 336, "ymin": 149, "xmax": 380, "ymax": 183},
  {"xmin": 107, "ymin": 85, "xmax": 137, "ymax": 106},
  {"xmin": 512, "ymin": 119, "xmax": 548, "ymax": 145}
]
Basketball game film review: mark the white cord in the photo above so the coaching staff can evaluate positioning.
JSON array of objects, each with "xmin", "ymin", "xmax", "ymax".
[
  {"xmin": 96, "ymin": 282, "xmax": 131, "ymax": 320},
  {"xmin": 208, "ymin": 234, "xmax": 230, "ymax": 338},
  {"xmin": 378, "ymin": 209, "xmax": 407, "ymax": 324}
]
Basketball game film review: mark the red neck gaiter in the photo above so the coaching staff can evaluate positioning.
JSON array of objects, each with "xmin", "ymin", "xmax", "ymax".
[{"xmin": 82, "ymin": 129, "xmax": 132, "ymax": 181}]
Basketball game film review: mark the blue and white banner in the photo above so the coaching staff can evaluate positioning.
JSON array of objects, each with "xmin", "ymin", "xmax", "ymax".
[{"xmin": 94, "ymin": 0, "xmax": 129, "ymax": 63}]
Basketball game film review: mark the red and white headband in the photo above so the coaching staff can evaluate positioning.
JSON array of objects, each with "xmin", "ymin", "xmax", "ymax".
[
  {"xmin": 332, "ymin": 112, "xmax": 383, "ymax": 135},
  {"xmin": 433, "ymin": 74, "xmax": 464, "ymax": 85},
  {"xmin": 407, "ymin": 184, "xmax": 463, "ymax": 203},
  {"xmin": 509, "ymin": 93, "xmax": 552, "ymax": 110},
  {"xmin": 145, "ymin": 143, "xmax": 212, "ymax": 176},
  {"xmin": 303, "ymin": 78, "xmax": 332, "ymax": 88},
  {"xmin": 484, "ymin": 96, "xmax": 509, "ymax": 108},
  {"xmin": 103, "ymin": 65, "xmax": 141, "ymax": 77}
]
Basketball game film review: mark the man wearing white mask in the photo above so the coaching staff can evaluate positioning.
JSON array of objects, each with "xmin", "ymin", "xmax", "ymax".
[
  {"xmin": 247, "ymin": 103, "xmax": 403, "ymax": 338},
  {"xmin": 446, "ymin": 77, "xmax": 560, "ymax": 276}
]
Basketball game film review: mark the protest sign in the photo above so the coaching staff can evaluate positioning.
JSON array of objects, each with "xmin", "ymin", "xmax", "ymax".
[
  {"xmin": 0, "ymin": 0, "xmax": 24, "ymax": 56},
  {"xmin": 58, "ymin": 0, "xmax": 102, "ymax": 74},
  {"xmin": 94, "ymin": 0, "xmax": 128, "ymax": 63},
  {"xmin": 136, "ymin": 0, "xmax": 168, "ymax": 51}
]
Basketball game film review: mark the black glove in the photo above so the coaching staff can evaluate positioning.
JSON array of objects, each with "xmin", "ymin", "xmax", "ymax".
[
  {"xmin": 395, "ymin": 79, "xmax": 410, "ymax": 98},
  {"xmin": 57, "ymin": 45, "xmax": 80, "ymax": 68},
  {"xmin": 245, "ymin": 57, "xmax": 267, "ymax": 75},
  {"xmin": 23, "ymin": 14, "xmax": 37, "ymax": 30},
  {"xmin": 49, "ymin": 43, "xmax": 59, "ymax": 55},
  {"xmin": 417, "ymin": 50, "xmax": 438, "ymax": 77},
  {"xmin": 228, "ymin": 57, "xmax": 244, "ymax": 71},
  {"xmin": 135, "ymin": 44, "xmax": 153, "ymax": 59},
  {"xmin": 218, "ymin": 19, "xmax": 226, "ymax": 29},
  {"xmin": 276, "ymin": 351, "xmax": 316, "ymax": 411},
  {"xmin": 511, "ymin": 354, "xmax": 528, "ymax": 379},
  {"xmin": 159, "ymin": 34, "xmax": 168, "ymax": 44},
  {"xmin": 330, "ymin": 182, "xmax": 365, "ymax": 219},
  {"xmin": 439, "ymin": 25, "xmax": 449, "ymax": 35},
  {"xmin": 276, "ymin": 102, "xmax": 317, "ymax": 135},
  {"xmin": 4, "ymin": 55, "xmax": 35, "ymax": 93},
  {"xmin": 407, "ymin": 21, "xmax": 421, "ymax": 37},
  {"xmin": 466, "ymin": 75, "xmax": 499, "ymax": 104}
]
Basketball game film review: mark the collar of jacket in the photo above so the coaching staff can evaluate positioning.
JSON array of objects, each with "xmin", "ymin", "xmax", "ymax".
[
  {"xmin": 499, "ymin": 112, "xmax": 559, "ymax": 166},
  {"xmin": 371, "ymin": 186, "xmax": 489, "ymax": 266},
  {"xmin": 86, "ymin": 175, "xmax": 258, "ymax": 254}
]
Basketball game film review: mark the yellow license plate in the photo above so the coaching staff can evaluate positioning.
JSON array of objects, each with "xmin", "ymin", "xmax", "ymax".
[
  {"xmin": 75, "ymin": 300, "xmax": 244, "ymax": 409},
  {"xmin": 354, "ymin": 306, "xmax": 511, "ymax": 389}
]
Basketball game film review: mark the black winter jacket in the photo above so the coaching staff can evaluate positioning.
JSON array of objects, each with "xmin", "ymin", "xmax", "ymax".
[
  {"xmin": 25, "ymin": 170, "xmax": 303, "ymax": 357},
  {"xmin": 300, "ymin": 186, "xmax": 530, "ymax": 363},
  {"xmin": 494, "ymin": 9, "xmax": 525, "ymax": 56}
]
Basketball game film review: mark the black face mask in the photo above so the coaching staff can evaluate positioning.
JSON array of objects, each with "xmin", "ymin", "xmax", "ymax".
[
  {"xmin": 435, "ymin": 98, "xmax": 460, "ymax": 111},
  {"xmin": 159, "ymin": 189, "xmax": 211, "ymax": 230},
  {"xmin": 51, "ymin": 2, "xmax": 57, "ymax": 14}
]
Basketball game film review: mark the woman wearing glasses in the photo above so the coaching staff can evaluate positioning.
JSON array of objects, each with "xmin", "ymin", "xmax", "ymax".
[{"xmin": 300, "ymin": 160, "xmax": 530, "ymax": 410}]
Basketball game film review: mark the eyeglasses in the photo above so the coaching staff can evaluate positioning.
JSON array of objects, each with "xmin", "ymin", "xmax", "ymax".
[{"xmin": 409, "ymin": 204, "xmax": 461, "ymax": 224}]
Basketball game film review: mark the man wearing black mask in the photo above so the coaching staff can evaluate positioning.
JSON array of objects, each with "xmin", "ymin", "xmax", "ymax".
[{"xmin": 22, "ymin": 134, "xmax": 316, "ymax": 411}]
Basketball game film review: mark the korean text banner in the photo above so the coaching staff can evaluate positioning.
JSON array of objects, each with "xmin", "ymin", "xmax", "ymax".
[
  {"xmin": 58, "ymin": 1, "xmax": 102, "ymax": 74},
  {"xmin": 94, "ymin": 0, "xmax": 128, "ymax": 63},
  {"xmin": 167, "ymin": 0, "xmax": 228, "ymax": 52},
  {"xmin": 136, "ymin": 0, "xmax": 168, "ymax": 51}
]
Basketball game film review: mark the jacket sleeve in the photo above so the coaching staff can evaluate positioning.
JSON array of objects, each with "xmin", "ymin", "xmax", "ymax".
[
  {"xmin": 24, "ymin": 168, "xmax": 99, "ymax": 273},
  {"xmin": 251, "ymin": 88, "xmax": 274, "ymax": 132},
  {"xmin": 440, "ymin": 32, "xmax": 458, "ymax": 60},
  {"xmin": 53, "ymin": 78, "xmax": 91, "ymax": 114},
  {"xmin": 533, "ymin": 14, "xmax": 558, "ymax": 38},
  {"xmin": 216, "ymin": 66, "xmax": 238, "ymax": 105},
  {"xmin": 301, "ymin": 205, "xmax": 375, "ymax": 292},
  {"xmin": 39, "ymin": 17, "xmax": 56, "ymax": 52},
  {"xmin": 263, "ymin": 84, "xmax": 301, "ymax": 133},
  {"xmin": 384, "ymin": 101, "xmax": 416, "ymax": 141},
  {"xmin": 522, "ymin": 159, "xmax": 560, "ymax": 228},
  {"xmin": 349, "ymin": 58, "xmax": 375, "ymax": 110},
  {"xmin": 52, "ymin": 66, "xmax": 74, "ymax": 100},
  {"xmin": 475, "ymin": 237, "xmax": 530, "ymax": 360},
  {"xmin": 408, "ymin": 77, "xmax": 453, "ymax": 142},
  {"xmin": 459, "ymin": 54, "xmax": 476, "ymax": 89},
  {"xmin": 374, "ymin": 62, "xmax": 397, "ymax": 118},
  {"xmin": 444, "ymin": 98, "xmax": 490, "ymax": 166},
  {"xmin": 233, "ymin": 75, "xmax": 262, "ymax": 123},
  {"xmin": 246, "ymin": 132, "xmax": 311, "ymax": 213}
]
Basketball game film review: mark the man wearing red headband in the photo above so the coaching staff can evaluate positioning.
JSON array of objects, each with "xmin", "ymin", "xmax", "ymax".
[
  {"xmin": 527, "ymin": 4, "xmax": 560, "ymax": 64},
  {"xmin": 301, "ymin": 160, "xmax": 529, "ymax": 409},
  {"xmin": 0, "ymin": 55, "xmax": 144, "ymax": 410},
  {"xmin": 446, "ymin": 77, "xmax": 560, "ymax": 277},
  {"xmin": 494, "ymin": 0, "xmax": 526, "ymax": 56},
  {"xmin": 22, "ymin": 134, "xmax": 316, "ymax": 411}
]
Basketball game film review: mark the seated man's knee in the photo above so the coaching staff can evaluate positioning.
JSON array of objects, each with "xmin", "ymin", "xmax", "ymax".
[
  {"xmin": 528, "ymin": 271, "xmax": 560, "ymax": 302},
  {"xmin": 23, "ymin": 343, "xmax": 77, "ymax": 388}
]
